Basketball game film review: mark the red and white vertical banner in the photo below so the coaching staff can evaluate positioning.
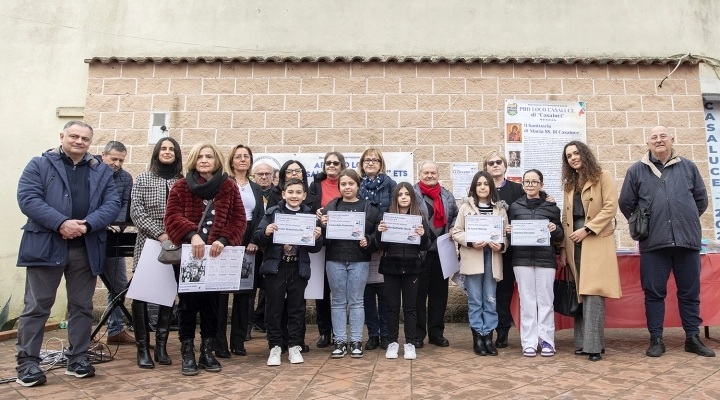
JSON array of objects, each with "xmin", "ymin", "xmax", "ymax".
[{"xmin": 704, "ymin": 100, "xmax": 720, "ymax": 240}]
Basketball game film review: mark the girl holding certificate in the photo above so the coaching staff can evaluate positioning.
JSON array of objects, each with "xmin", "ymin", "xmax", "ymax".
[
  {"xmin": 376, "ymin": 182, "xmax": 432, "ymax": 360},
  {"xmin": 452, "ymin": 171, "xmax": 508, "ymax": 357},
  {"xmin": 559, "ymin": 141, "xmax": 621, "ymax": 362},
  {"xmin": 508, "ymin": 169, "xmax": 564, "ymax": 358},
  {"xmin": 320, "ymin": 169, "xmax": 382, "ymax": 359},
  {"xmin": 254, "ymin": 178, "xmax": 323, "ymax": 366}
]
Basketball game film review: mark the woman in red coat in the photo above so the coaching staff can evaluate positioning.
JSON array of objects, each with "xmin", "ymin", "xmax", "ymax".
[{"xmin": 164, "ymin": 143, "xmax": 246, "ymax": 376}]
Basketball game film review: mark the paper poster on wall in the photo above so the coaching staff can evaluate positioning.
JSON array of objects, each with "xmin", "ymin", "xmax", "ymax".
[
  {"xmin": 452, "ymin": 162, "xmax": 478, "ymax": 199},
  {"xmin": 504, "ymin": 100, "xmax": 586, "ymax": 211},
  {"xmin": 704, "ymin": 99, "xmax": 720, "ymax": 240},
  {"xmin": 253, "ymin": 152, "xmax": 414, "ymax": 184}
]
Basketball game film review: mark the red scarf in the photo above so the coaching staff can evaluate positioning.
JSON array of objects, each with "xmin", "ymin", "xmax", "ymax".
[{"xmin": 418, "ymin": 182, "xmax": 446, "ymax": 228}]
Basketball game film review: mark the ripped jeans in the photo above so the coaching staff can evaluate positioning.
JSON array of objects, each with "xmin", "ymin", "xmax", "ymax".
[{"xmin": 466, "ymin": 247, "xmax": 498, "ymax": 336}]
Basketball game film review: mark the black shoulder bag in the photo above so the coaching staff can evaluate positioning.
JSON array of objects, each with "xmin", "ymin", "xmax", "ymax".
[{"xmin": 627, "ymin": 167, "xmax": 670, "ymax": 242}]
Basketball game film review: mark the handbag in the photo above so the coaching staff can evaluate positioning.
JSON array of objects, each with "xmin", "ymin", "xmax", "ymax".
[
  {"xmin": 628, "ymin": 168, "xmax": 670, "ymax": 241},
  {"xmin": 157, "ymin": 200, "xmax": 214, "ymax": 264},
  {"xmin": 553, "ymin": 263, "xmax": 582, "ymax": 317}
]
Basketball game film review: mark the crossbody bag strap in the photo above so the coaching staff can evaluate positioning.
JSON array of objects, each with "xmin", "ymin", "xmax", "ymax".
[
  {"xmin": 197, "ymin": 199, "xmax": 214, "ymax": 231},
  {"xmin": 647, "ymin": 167, "xmax": 670, "ymax": 213}
]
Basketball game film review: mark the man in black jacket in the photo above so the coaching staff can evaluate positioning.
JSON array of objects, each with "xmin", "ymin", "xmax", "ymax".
[{"xmin": 619, "ymin": 125, "xmax": 715, "ymax": 358}]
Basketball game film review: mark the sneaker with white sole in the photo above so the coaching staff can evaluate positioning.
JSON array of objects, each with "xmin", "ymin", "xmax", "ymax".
[
  {"xmin": 385, "ymin": 342, "xmax": 399, "ymax": 359},
  {"xmin": 288, "ymin": 345, "xmax": 304, "ymax": 364},
  {"xmin": 16, "ymin": 364, "xmax": 47, "ymax": 387},
  {"xmin": 350, "ymin": 341, "xmax": 364, "ymax": 358},
  {"xmin": 540, "ymin": 341, "xmax": 555, "ymax": 357},
  {"xmin": 331, "ymin": 342, "xmax": 347, "ymax": 358},
  {"xmin": 403, "ymin": 343, "xmax": 416, "ymax": 360},
  {"xmin": 523, "ymin": 348, "xmax": 537, "ymax": 357},
  {"xmin": 267, "ymin": 346, "xmax": 282, "ymax": 366},
  {"xmin": 65, "ymin": 360, "xmax": 95, "ymax": 378}
]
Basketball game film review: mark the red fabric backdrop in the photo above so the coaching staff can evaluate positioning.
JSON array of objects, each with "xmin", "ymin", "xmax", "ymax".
[{"xmin": 511, "ymin": 254, "xmax": 720, "ymax": 330}]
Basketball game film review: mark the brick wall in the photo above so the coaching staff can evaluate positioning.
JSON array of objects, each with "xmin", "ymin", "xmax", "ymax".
[{"xmin": 84, "ymin": 60, "xmax": 709, "ymax": 249}]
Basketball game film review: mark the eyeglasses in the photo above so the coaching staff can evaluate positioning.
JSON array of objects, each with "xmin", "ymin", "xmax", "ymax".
[
  {"xmin": 285, "ymin": 168, "xmax": 303, "ymax": 175},
  {"xmin": 325, "ymin": 161, "xmax": 341, "ymax": 167},
  {"xmin": 255, "ymin": 172, "xmax": 272, "ymax": 177},
  {"xmin": 363, "ymin": 158, "xmax": 380, "ymax": 165},
  {"xmin": 522, "ymin": 180, "xmax": 542, "ymax": 187},
  {"xmin": 486, "ymin": 160, "xmax": 503, "ymax": 167},
  {"xmin": 649, "ymin": 134, "xmax": 670, "ymax": 142},
  {"xmin": 233, "ymin": 154, "xmax": 251, "ymax": 160}
]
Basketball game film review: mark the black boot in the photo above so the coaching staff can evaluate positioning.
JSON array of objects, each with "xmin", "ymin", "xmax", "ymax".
[
  {"xmin": 472, "ymin": 330, "xmax": 487, "ymax": 356},
  {"xmin": 484, "ymin": 331, "xmax": 498, "ymax": 356},
  {"xmin": 154, "ymin": 305, "xmax": 173, "ymax": 365},
  {"xmin": 132, "ymin": 300, "xmax": 154, "ymax": 369},
  {"xmin": 180, "ymin": 339, "xmax": 198, "ymax": 376},
  {"xmin": 198, "ymin": 338, "xmax": 222, "ymax": 372}
]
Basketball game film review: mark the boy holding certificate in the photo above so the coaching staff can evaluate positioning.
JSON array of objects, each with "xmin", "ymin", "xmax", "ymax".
[
  {"xmin": 254, "ymin": 178, "xmax": 323, "ymax": 366},
  {"xmin": 452, "ymin": 171, "xmax": 508, "ymax": 357}
]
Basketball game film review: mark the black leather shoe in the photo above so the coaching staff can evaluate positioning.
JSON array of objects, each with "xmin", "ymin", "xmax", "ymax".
[
  {"xmin": 214, "ymin": 350, "xmax": 231, "ymax": 358},
  {"xmin": 317, "ymin": 334, "xmax": 331, "ymax": 348},
  {"xmin": 300, "ymin": 344, "xmax": 310, "ymax": 353},
  {"xmin": 180, "ymin": 339, "xmax": 198, "ymax": 376},
  {"xmin": 231, "ymin": 344, "xmax": 247, "ymax": 356},
  {"xmin": 495, "ymin": 331, "xmax": 508, "ymax": 348},
  {"xmin": 685, "ymin": 334, "xmax": 716, "ymax": 357},
  {"xmin": 575, "ymin": 348, "xmax": 605, "ymax": 355},
  {"xmin": 646, "ymin": 336, "xmax": 666, "ymax": 357},
  {"xmin": 198, "ymin": 338, "xmax": 222, "ymax": 372},
  {"xmin": 428, "ymin": 337, "xmax": 449, "ymax": 347},
  {"xmin": 588, "ymin": 353, "xmax": 602, "ymax": 362},
  {"xmin": 472, "ymin": 331, "xmax": 487, "ymax": 356},
  {"xmin": 245, "ymin": 325, "xmax": 252, "ymax": 341},
  {"xmin": 484, "ymin": 333, "xmax": 498, "ymax": 356},
  {"xmin": 413, "ymin": 340, "xmax": 424, "ymax": 349},
  {"xmin": 380, "ymin": 336, "xmax": 390, "ymax": 350},
  {"xmin": 365, "ymin": 336, "xmax": 380, "ymax": 350}
]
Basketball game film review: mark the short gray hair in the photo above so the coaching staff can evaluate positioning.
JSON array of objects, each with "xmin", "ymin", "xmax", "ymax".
[
  {"xmin": 103, "ymin": 141, "xmax": 127, "ymax": 154},
  {"xmin": 63, "ymin": 120, "xmax": 94, "ymax": 135}
]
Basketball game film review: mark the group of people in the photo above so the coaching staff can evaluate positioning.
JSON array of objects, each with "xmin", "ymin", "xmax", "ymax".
[{"xmin": 12, "ymin": 121, "xmax": 715, "ymax": 387}]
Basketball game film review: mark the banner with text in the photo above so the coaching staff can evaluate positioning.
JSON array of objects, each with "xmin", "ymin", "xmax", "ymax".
[{"xmin": 704, "ymin": 100, "xmax": 720, "ymax": 240}]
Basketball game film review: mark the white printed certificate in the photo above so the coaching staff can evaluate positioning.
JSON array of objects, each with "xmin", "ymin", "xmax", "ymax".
[
  {"xmin": 272, "ymin": 213, "xmax": 317, "ymax": 246},
  {"xmin": 511, "ymin": 219, "xmax": 551, "ymax": 246},
  {"xmin": 326, "ymin": 211, "xmax": 366, "ymax": 240},
  {"xmin": 380, "ymin": 213, "xmax": 422, "ymax": 245},
  {"xmin": 178, "ymin": 245, "xmax": 246, "ymax": 292},
  {"xmin": 465, "ymin": 215, "xmax": 504, "ymax": 243}
]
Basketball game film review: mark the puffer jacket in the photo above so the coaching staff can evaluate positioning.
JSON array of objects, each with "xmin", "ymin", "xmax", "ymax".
[
  {"xmin": 619, "ymin": 150, "xmax": 707, "ymax": 252},
  {"xmin": 508, "ymin": 193, "xmax": 564, "ymax": 268},
  {"xmin": 253, "ymin": 200, "xmax": 323, "ymax": 279},
  {"xmin": 359, "ymin": 174, "xmax": 397, "ymax": 213},
  {"xmin": 452, "ymin": 197, "xmax": 508, "ymax": 280},
  {"xmin": 375, "ymin": 214, "xmax": 433, "ymax": 275},
  {"xmin": 17, "ymin": 147, "xmax": 121, "ymax": 275}
]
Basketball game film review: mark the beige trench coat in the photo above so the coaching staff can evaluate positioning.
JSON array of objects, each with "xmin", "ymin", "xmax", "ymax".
[
  {"xmin": 561, "ymin": 170, "xmax": 622, "ymax": 301},
  {"xmin": 452, "ymin": 197, "xmax": 508, "ymax": 281}
]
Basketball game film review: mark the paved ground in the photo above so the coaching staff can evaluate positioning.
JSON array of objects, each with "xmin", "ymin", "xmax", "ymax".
[{"xmin": 1, "ymin": 324, "xmax": 719, "ymax": 399}]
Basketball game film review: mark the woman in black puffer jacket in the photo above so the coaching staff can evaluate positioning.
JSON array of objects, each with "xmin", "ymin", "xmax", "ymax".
[{"xmin": 508, "ymin": 169, "xmax": 564, "ymax": 358}]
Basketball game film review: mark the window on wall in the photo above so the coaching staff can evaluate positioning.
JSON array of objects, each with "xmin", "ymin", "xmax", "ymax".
[{"xmin": 148, "ymin": 112, "xmax": 169, "ymax": 144}]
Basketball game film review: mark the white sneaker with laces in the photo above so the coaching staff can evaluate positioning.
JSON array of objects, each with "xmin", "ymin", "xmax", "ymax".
[
  {"xmin": 385, "ymin": 342, "xmax": 399, "ymax": 359},
  {"xmin": 288, "ymin": 345, "xmax": 304, "ymax": 364},
  {"xmin": 267, "ymin": 346, "xmax": 282, "ymax": 366},
  {"xmin": 403, "ymin": 343, "xmax": 416, "ymax": 360}
]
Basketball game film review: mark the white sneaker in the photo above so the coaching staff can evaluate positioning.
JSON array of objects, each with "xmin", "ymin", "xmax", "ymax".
[
  {"xmin": 385, "ymin": 342, "xmax": 399, "ymax": 359},
  {"xmin": 288, "ymin": 345, "xmax": 304, "ymax": 364},
  {"xmin": 267, "ymin": 346, "xmax": 282, "ymax": 366},
  {"xmin": 403, "ymin": 343, "xmax": 416, "ymax": 360}
]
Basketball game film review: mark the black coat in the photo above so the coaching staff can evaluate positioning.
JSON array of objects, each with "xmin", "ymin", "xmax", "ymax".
[
  {"xmin": 508, "ymin": 193, "xmax": 564, "ymax": 269},
  {"xmin": 375, "ymin": 215, "xmax": 433, "ymax": 275}
]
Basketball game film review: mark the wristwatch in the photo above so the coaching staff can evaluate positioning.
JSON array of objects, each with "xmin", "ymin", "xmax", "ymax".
[{"xmin": 583, "ymin": 226, "xmax": 593, "ymax": 234}]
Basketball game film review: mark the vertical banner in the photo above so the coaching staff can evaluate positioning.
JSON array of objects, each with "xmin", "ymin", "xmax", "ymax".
[
  {"xmin": 504, "ymin": 100, "xmax": 586, "ymax": 211},
  {"xmin": 704, "ymin": 100, "xmax": 720, "ymax": 240}
]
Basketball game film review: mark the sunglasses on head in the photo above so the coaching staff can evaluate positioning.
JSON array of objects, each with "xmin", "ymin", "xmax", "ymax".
[{"xmin": 486, "ymin": 160, "xmax": 503, "ymax": 166}]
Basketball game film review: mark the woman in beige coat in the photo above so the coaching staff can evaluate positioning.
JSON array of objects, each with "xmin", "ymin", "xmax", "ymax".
[
  {"xmin": 452, "ymin": 171, "xmax": 508, "ymax": 356},
  {"xmin": 559, "ymin": 141, "xmax": 621, "ymax": 362}
]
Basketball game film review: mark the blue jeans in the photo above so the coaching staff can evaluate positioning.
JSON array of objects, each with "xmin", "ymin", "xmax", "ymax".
[
  {"xmin": 640, "ymin": 247, "xmax": 702, "ymax": 338},
  {"xmin": 364, "ymin": 285, "xmax": 388, "ymax": 337},
  {"xmin": 326, "ymin": 261, "xmax": 369, "ymax": 343},
  {"xmin": 465, "ymin": 247, "xmax": 498, "ymax": 336},
  {"xmin": 104, "ymin": 257, "xmax": 128, "ymax": 336}
]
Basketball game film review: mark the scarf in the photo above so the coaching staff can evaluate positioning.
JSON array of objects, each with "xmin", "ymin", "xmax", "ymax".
[
  {"xmin": 418, "ymin": 181, "xmax": 446, "ymax": 228},
  {"xmin": 157, "ymin": 163, "xmax": 178, "ymax": 180},
  {"xmin": 359, "ymin": 174, "xmax": 387, "ymax": 203},
  {"xmin": 187, "ymin": 169, "xmax": 227, "ymax": 200}
]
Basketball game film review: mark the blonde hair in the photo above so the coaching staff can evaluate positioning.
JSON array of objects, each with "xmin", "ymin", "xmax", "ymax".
[
  {"xmin": 358, "ymin": 148, "xmax": 386, "ymax": 177},
  {"xmin": 482, "ymin": 150, "xmax": 508, "ymax": 170},
  {"xmin": 186, "ymin": 143, "xmax": 225, "ymax": 175}
]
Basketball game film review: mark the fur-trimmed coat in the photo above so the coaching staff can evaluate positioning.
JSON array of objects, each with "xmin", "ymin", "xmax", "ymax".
[{"xmin": 165, "ymin": 177, "xmax": 246, "ymax": 246}]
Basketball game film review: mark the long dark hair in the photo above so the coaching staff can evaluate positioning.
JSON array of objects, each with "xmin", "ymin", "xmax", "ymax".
[
  {"xmin": 388, "ymin": 181, "xmax": 422, "ymax": 216},
  {"xmin": 469, "ymin": 171, "xmax": 499, "ymax": 204},
  {"xmin": 561, "ymin": 140, "xmax": 602, "ymax": 193},
  {"xmin": 149, "ymin": 137, "xmax": 183, "ymax": 178},
  {"xmin": 278, "ymin": 160, "xmax": 308, "ymax": 191}
]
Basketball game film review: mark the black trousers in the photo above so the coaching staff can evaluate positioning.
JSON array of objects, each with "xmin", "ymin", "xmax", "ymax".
[
  {"xmin": 495, "ymin": 248, "xmax": 516, "ymax": 334},
  {"xmin": 385, "ymin": 273, "xmax": 419, "ymax": 344},
  {"xmin": 177, "ymin": 291, "xmax": 220, "ymax": 341},
  {"xmin": 253, "ymin": 289, "xmax": 266, "ymax": 328},
  {"xmin": 415, "ymin": 252, "xmax": 448, "ymax": 341},
  {"xmin": 315, "ymin": 272, "xmax": 333, "ymax": 336},
  {"xmin": 265, "ymin": 264, "xmax": 308, "ymax": 349},
  {"xmin": 215, "ymin": 292, "xmax": 251, "ymax": 351}
]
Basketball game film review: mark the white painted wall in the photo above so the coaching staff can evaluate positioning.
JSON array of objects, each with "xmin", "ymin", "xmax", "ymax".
[{"xmin": 1, "ymin": 0, "xmax": 719, "ymax": 321}]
